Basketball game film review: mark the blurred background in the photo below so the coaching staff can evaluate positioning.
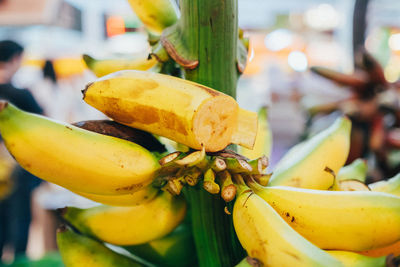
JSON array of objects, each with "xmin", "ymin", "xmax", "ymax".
[{"xmin": 0, "ymin": 0, "xmax": 399, "ymax": 265}]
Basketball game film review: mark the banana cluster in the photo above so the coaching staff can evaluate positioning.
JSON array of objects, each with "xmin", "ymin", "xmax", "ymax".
[{"xmin": 231, "ymin": 116, "xmax": 400, "ymax": 266}]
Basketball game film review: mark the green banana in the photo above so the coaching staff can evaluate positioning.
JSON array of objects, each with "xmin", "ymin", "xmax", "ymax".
[
  {"xmin": 268, "ymin": 116, "xmax": 351, "ymax": 190},
  {"xmin": 249, "ymin": 181, "xmax": 400, "ymax": 251},
  {"xmin": 233, "ymin": 179, "xmax": 342, "ymax": 267},
  {"xmin": 0, "ymin": 102, "xmax": 159, "ymax": 195},
  {"xmin": 62, "ymin": 191, "xmax": 186, "ymax": 246},
  {"xmin": 57, "ymin": 226, "xmax": 143, "ymax": 267},
  {"xmin": 124, "ymin": 223, "xmax": 197, "ymax": 267},
  {"xmin": 369, "ymin": 173, "xmax": 400, "ymax": 197},
  {"xmin": 337, "ymin": 158, "xmax": 368, "ymax": 183},
  {"xmin": 325, "ymin": 251, "xmax": 386, "ymax": 267}
]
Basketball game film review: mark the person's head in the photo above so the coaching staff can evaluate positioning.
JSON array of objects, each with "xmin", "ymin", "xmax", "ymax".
[
  {"xmin": 43, "ymin": 59, "xmax": 57, "ymax": 83},
  {"xmin": 0, "ymin": 40, "xmax": 24, "ymax": 83}
]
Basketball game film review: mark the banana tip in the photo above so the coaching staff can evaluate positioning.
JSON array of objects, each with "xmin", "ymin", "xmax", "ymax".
[
  {"xmin": 0, "ymin": 101, "xmax": 8, "ymax": 112},
  {"xmin": 81, "ymin": 83, "xmax": 92, "ymax": 99},
  {"xmin": 57, "ymin": 224, "xmax": 68, "ymax": 233}
]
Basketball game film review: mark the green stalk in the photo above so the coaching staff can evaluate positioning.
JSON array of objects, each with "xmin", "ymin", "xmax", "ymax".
[{"xmin": 163, "ymin": 0, "xmax": 244, "ymax": 265}]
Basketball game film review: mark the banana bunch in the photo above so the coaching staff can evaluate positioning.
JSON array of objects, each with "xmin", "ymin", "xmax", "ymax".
[{"xmin": 83, "ymin": 54, "xmax": 158, "ymax": 78}]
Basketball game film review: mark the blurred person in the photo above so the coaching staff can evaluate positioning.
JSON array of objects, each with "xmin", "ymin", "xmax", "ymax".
[{"xmin": 0, "ymin": 40, "xmax": 43, "ymax": 262}]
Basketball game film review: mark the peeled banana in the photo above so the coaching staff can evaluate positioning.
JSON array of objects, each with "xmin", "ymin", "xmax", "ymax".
[
  {"xmin": 250, "ymin": 182, "xmax": 400, "ymax": 251},
  {"xmin": 83, "ymin": 70, "xmax": 257, "ymax": 152},
  {"xmin": 127, "ymin": 0, "xmax": 179, "ymax": 35},
  {"xmin": 239, "ymin": 106, "xmax": 272, "ymax": 159},
  {"xmin": 57, "ymin": 226, "xmax": 143, "ymax": 267},
  {"xmin": 233, "ymin": 181, "xmax": 341, "ymax": 267},
  {"xmin": 62, "ymin": 191, "xmax": 186, "ymax": 246},
  {"xmin": 268, "ymin": 116, "xmax": 351, "ymax": 190},
  {"xmin": 83, "ymin": 54, "xmax": 157, "ymax": 78},
  {"xmin": 369, "ymin": 173, "xmax": 400, "ymax": 197},
  {"xmin": 0, "ymin": 102, "xmax": 159, "ymax": 195}
]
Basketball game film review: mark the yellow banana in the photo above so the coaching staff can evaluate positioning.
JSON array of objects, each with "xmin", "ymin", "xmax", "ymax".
[
  {"xmin": 238, "ymin": 106, "xmax": 272, "ymax": 159},
  {"xmin": 337, "ymin": 158, "xmax": 368, "ymax": 183},
  {"xmin": 369, "ymin": 173, "xmax": 400, "ymax": 197},
  {"xmin": 360, "ymin": 240, "xmax": 400, "ymax": 257},
  {"xmin": 123, "ymin": 223, "xmax": 197, "ymax": 267},
  {"xmin": 326, "ymin": 251, "xmax": 386, "ymax": 267},
  {"xmin": 249, "ymin": 181, "xmax": 400, "ymax": 251},
  {"xmin": 268, "ymin": 116, "xmax": 351, "ymax": 190},
  {"xmin": 127, "ymin": 0, "xmax": 179, "ymax": 35},
  {"xmin": 0, "ymin": 102, "xmax": 159, "ymax": 195},
  {"xmin": 71, "ymin": 185, "xmax": 159, "ymax": 206},
  {"xmin": 57, "ymin": 226, "xmax": 143, "ymax": 267},
  {"xmin": 83, "ymin": 54, "xmax": 157, "ymax": 78},
  {"xmin": 62, "ymin": 191, "xmax": 186, "ymax": 246},
  {"xmin": 233, "ymin": 180, "xmax": 342, "ymax": 267},
  {"xmin": 83, "ymin": 70, "xmax": 257, "ymax": 152}
]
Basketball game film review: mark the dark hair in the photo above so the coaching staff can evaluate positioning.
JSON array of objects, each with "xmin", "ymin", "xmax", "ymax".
[
  {"xmin": 0, "ymin": 40, "xmax": 24, "ymax": 62},
  {"xmin": 43, "ymin": 60, "xmax": 57, "ymax": 83}
]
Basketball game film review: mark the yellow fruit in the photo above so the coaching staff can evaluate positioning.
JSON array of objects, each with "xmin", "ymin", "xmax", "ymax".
[
  {"xmin": 127, "ymin": 0, "xmax": 179, "ymax": 35},
  {"xmin": 250, "ymin": 182, "xmax": 400, "ymax": 251},
  {"xmin": 233, "ymin": 182, "xmax": 341, "ymax": 267},
  {"xmin": 62, "ymin": 191, "xmax": 186, "ymax": 246},
  {"xmin": 326, "ymin": 251, "xmax": 386, "ymax": 267},
  {"xmin": 239, "ymin": 106, "xmax": 272, "ymax": 159},
  {"xmin": 268, "ymin": 116, "xmax": 351, "ymax": 190},
  {"xmin": 83, "ymin": 70, "xmax": 257, "ymax": 152},
  {"xmin": 83, "ymin": 54, "xmax": 157, "ymax": 77},
  {"xmin": 0, "ymin": 102, "xmax": 159, "ymax": 195},
  {"xmin": 369, "ymin": 173, "xmax": 400, "ymax": 197},
  {"xmin": 71, "ymin": 185, "xmax": 159, "ymax": 206},
  {"xmin": 57, "ymin": 226, "xmax": 142, "ymax": 267}
]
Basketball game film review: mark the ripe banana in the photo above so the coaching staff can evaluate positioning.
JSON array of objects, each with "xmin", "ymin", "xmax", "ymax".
[
  {"xmin": 83, "ymin": 54, "xmax": 157, "ymax": 78},
  {"xmin": 369, "ymin": 173, "xmax": 400, "ymax": 197},
  {"xmin": 249, "ymin": 181, "xmax": 400, "ymax": 251},
  {"xmin": 268, "ymin": 116, "xmax": 351, "ymax": 190},
  {"xmin": 62, "ymin": 191, "xmax": 186, "ymax": 246},
  {"xmin": 0, "ymin": 102, "xmax": 159, "ymax": 195},
  {"xmin": 233, "ymin": 181, "xmax": 341, "ymax": 267},
  {"xmin": 326, "ymin": 251, "xmax": 386, "ymax": 267},
  {"xmin": 360, "ymin": 240, "xmax": 400, "ymax": 257},
  {"xmin": 57, "ymin": 226, "xmax": 143, "ymax": 267},
  {"xmin": 127, "ymin": 0, "xmax": 179, "ymax": 35},
  {"xmin": 83, "ymin": 70, "xmax": 257, "ymax": 152},
  {"xmin": 337, "ymin": 158, "xmax": 368, "ymax": 183},
  {"xmin": 71, "ymin": 185, "xmax": 159, "ymax": 206},
  {"xmin": 239, "ymin": 106, "xmax": 272, "ymax": 159},
  {"xmin": 124, "ymin": 223, "xmax": 197, "ymax": 267}
]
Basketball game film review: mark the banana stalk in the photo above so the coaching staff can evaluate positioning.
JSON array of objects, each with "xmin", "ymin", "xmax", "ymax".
[{"xmin": 369, "ymin": 173, "xmax": 400, "ymax": 196}]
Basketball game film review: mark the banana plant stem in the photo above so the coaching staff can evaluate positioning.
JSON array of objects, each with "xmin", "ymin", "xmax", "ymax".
[{"xmin": 177, "ymin": 0, "xmax": 244, "ymax": 266}]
